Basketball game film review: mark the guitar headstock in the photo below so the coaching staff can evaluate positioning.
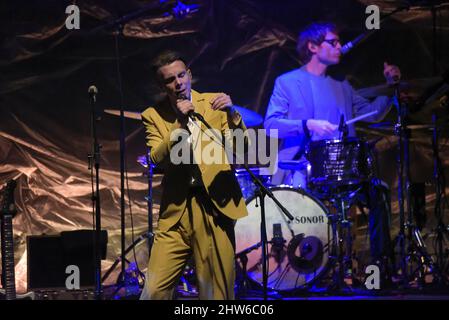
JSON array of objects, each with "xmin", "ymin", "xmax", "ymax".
[{"xmin": 1, "ymin": 179, "xmax": 17, "ymax": 218}]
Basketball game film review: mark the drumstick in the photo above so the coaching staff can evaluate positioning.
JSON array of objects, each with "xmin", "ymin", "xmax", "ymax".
[{"xmin": 345, "ymin": 110, "xmax": 378, "ymax": 126}]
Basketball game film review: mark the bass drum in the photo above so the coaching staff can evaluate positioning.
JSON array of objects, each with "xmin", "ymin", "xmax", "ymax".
[{"xmin": 235, "ymin": 186, "xmax": 330, "ymax": 291}]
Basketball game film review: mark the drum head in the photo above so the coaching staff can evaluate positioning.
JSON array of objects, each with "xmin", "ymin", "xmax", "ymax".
[{"xmin": 235, "ymin": 186, "xmax": 330, "ymax": 291}]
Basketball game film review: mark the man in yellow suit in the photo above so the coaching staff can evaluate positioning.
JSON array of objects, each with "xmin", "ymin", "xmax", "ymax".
[{"xmin": 140, "ymin": 50, "xmax": 249, "ymax": 300}]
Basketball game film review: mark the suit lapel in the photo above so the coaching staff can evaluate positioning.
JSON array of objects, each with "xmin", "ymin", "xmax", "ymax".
[
  {"xmin": 159, "ymin": 99, "xmax": 177, "ymax": 132},
  {"xmin": 296, "ymin": 69, "xmax": 315, "ymax": 118},
  {"xmin": 191, "ymin": 90, "xmax": 206, "ymax": 117},
  {"xmin": 191, "ymin": 90, "xmax": 207, "ymax": 131}
]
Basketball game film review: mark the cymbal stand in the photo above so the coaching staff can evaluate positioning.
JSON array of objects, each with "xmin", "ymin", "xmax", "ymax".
[
  {"xmin": 393, "ymin": 85, "xmax": 408, "ymax": 286},
  {"xmin": 394, "ymin": 88, "xmax": 439, "ymax": 288},
  {"xmin": 431, "ymin": 113, "xmax": 449, "ymax": 286}
]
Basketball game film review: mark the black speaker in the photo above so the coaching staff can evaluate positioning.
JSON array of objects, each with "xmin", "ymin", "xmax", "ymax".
[{"xmin": 27, "ymin": 230, "xmax": 107, "ymax": 290}]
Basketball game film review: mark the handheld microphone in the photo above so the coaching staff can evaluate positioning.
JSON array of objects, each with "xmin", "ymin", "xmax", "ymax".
[{"xmin": 177, "ymin": 92, "xmax": 203, "ymax": 120}]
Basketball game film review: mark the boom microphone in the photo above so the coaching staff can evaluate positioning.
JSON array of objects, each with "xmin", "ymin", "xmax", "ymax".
[{"xmin": 340, "ymin": 33, "xmax": 368, "ymax": 55}]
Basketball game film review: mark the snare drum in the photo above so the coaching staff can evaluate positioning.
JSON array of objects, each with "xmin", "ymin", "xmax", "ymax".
[{"xmin": 306, "ymin": 138, "xmax": 372, "ymax": 188}]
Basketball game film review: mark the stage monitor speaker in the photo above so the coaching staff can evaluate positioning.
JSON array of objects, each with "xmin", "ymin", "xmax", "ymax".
[{"xmin": 27, "ymin": 230, "xmax": 107, "ymax": 290}]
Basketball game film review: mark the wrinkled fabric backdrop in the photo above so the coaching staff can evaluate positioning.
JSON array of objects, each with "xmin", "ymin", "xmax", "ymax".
[{"xmin": 1, "ymin": 0, "xmax": 449, "ymax": 293}]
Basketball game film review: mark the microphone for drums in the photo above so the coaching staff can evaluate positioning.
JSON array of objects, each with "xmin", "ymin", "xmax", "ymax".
[
  {"xmin": 270, "ymin": 223, "xmax": 286, "ymax": 262},
  {"xmin": 340, "ymin": 33, "xmax": 368, "ymax": 56}
]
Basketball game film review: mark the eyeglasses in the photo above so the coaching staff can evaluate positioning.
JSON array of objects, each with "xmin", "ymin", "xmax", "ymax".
[{"xmin": 322, "ymin": 38, "xmax": 340, "ymax": 47}]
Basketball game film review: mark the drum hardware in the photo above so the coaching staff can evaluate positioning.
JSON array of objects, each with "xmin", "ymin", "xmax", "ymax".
[
  {"xmin": 392, "ymin": 84, "xmax": 442, "ymax": 288},
  {"xmin": 306, "ymin": 114, "xmax": 377, "ymax": 291},
  {"xmin": 103, "ymin": 150, "xmax": 156, "ymax": 299},
  {"xmin": 234, "ymin": 242, "xmax": 264, "ymax": 298},
  {"xmin": 326, "ymin": 189, "xmax": 362, "ymax": 291},
  {"xmin": 430, "ymin": 113, "xmax": 449, "ymax": 287},
  {"xmin": 244, "ymin": 180, "xmax": 293, "ymax": 300},
  {"xmin": 101, "ymin": 232, "xmax": 151, "ymax": 293}
]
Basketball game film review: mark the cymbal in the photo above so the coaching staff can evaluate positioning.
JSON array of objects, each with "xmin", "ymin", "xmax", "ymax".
[
  {"xmin": 357, "ymin": 77, "xmax": 443, "ymax": 99},
  {"xmin": 104, "ymin": 109, "xmax": 141, "ymax": 120},
  {"xmin": 367, "ymin": 121, "xmax": 445, "ymax": 131},
  {"xmin": 233, "ymin": 106, "xmax": 263, "ymax": 127},
  {"xmin": 278, "ymin": 160, "xmax": 309, "ymax": 171},
  {"xmin": 104, "ymin": 106, "xmax": 263, "ymax": 127}
]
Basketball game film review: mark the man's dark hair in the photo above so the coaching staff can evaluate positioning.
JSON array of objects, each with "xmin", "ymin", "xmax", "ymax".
[
  {"xmin": 296, "ymin": 22, "xmax": 339, "ymax": 63},
  {"xmin": 150, "ymin": 50, "xmax": 189, "ymax": 78}
]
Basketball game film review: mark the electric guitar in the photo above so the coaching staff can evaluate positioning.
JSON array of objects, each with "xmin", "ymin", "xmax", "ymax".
[{"xmin": 0, "ymin": 180, "xmax": 34, "ymax": 300}]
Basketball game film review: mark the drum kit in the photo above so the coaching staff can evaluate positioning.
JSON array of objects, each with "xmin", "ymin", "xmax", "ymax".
[
  {"xmin": 234, "ymin": 136, "xmax": 374, "ymax": 295},
  {"xmin": 103, "ymin": 78, "xmax": 449, "ymax": 297}
]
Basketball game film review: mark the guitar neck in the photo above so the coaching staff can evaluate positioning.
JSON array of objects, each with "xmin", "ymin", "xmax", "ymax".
[{"xmin": 1, "ymin": 214, "xmax": 16, "ymax": 300}]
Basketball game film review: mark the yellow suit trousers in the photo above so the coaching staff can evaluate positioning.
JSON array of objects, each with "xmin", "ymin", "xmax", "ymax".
[{"xmin": 140, "ymin": 187, "xmax": 236, "ymax": 300}]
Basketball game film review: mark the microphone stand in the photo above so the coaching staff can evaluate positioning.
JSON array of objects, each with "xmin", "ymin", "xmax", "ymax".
[
  {"xmin": 191, "ymin": 111, "xmax": 294, "ymax": 300},
  {"xmin": 87, "ymin": 87, "xmax": 103, "ymax": 299},
  {"xmin": 113, "ymin": 23, "xmax": 128, "ymax": 291},
  {"xmin": 145, "ymin": 149, "xmax": 155, "ymax": 253},
  {"xmin": 235, "ymin": 242, "xmax": 262, "ymax": 298},
  {"xmin": 90, "ymin": 4, "xmax": 171, "ymax": 296}
]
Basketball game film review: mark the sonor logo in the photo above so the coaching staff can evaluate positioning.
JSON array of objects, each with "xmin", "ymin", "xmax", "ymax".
[{"xmin": 292, "ymin": 216, "xmax": 325, "ymax": 224}]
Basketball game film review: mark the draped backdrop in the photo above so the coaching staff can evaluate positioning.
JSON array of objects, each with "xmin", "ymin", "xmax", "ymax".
[{"xmin": 1, "ymin": 0, "xmax": 448, "ymax": 292}]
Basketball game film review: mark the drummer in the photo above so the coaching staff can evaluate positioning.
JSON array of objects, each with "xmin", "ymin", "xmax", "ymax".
[{"xmin": 264, "ymin": 22, "xmax": 401, "ymax": 277}]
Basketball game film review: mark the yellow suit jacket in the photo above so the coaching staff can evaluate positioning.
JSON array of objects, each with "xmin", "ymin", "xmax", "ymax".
[{"xmin": 142, "ymin": 90, "xmax": 249, "ymax": 232}]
